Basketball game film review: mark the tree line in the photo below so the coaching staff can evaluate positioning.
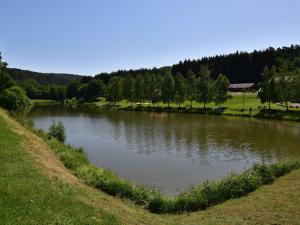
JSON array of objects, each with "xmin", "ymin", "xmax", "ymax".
[
  {"xmin": 258, "ymin": 59, "xmax": 300, "ymax": 111},
  {"xmin": 100, "ymin": 67, "xmax": 230, "ymax": 108},
  {"xmin": 93, "ymin": 45, "xmax": 300, "ymax": 84}
]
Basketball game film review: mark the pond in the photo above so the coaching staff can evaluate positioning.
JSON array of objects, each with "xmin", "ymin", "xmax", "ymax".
[{"xmin": 29, "ymin": 105, "xmax": 300, "ymax": 195}]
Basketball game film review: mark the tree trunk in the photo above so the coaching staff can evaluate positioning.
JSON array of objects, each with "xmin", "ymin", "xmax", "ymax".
[
  {"xmin": 190, "ymin": 100, "xmax": 193, "ymax": 108},
  {"xmin": 286, "ymin": 101, "xmax": 289, "ymax": 111},
  {"xmin": 204, "ymin": 102, "xmax": 206, "ymax": 109},
  {"xmin": 268, "ymin": 100, "xmax": 271, "ymax": 110}
]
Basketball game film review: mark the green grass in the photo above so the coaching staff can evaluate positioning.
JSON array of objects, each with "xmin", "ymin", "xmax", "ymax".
[
  {"xmin": 0, "ymin": 115, "xmax": 122, "ymax": 225},
  {"xmin": 32, "ymin": 99, "xmax": 60, "ymax": 105},
  {"xmin": 93, "ymin": 93, "xmax": 300, "ymax": 121}
]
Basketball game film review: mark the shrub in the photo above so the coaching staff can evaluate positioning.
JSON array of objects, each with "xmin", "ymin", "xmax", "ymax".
[
  {"xmin": 0, "ymin": 86, "xmax": 32, "ymax": 112},
  {"xmin": 48, "ymin": 121, "xmax": 66, "ymax": 142}
]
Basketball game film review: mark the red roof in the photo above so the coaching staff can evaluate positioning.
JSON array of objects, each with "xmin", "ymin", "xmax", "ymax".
[{"xmin": 229, "ymin": 83, "xmax": 255, "ymax": 89}]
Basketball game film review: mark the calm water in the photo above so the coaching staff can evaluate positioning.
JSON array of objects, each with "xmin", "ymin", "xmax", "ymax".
[{"xmin": 29, "ymin": 105, "xmax": 300, "ymax": 195}]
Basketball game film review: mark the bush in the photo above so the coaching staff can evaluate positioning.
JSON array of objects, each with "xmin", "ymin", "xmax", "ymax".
[
  {"xmin": 48, "ymin": 121, "xmax": 66, "ymax": 142},
  {"xmin": 0, "ymin": 86, "xmax": 32, "ymax": 112}
]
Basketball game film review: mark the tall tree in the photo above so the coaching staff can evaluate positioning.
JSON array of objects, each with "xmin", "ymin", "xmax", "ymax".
[
  {"xmin": 161, "ymin": 72, "xmax": 175, "ymax": 108},
  {"xmin": 186, "ymin": 70, "xmax": 197, "ymax": 108},
  {"xmin": 86, "ymin": 79, "xmax": 105, "ymax": 100},
  {"xmin": 123, "ymin": 74, "xmax": 135, "ymax": 107},
  {"xmin": 278, "ymin": 63, "xmax": 292, "ymax": 111},
  {"xmin": 135, "ymin": 74, "xmax": 144, "ymax": 105},
  {"xmin": 0, "ymin": 52, "xmax": 14, "ymax": 93},
  {"xmin": 258, "ymin": 66, "xmax": 279, "ymax": 109},
  {"xmin": 174, "ymin": 73, "xmax": 186, "ymax": 108},
  {"xmin": 106, "ymin": 77, "xmax": 122, "ymax": 105},
  {"xmin": 143, "ymin": 73, "xmax": 152, "ymax": 102},
  {"xmin": 197, "ymin": 66, "xmax": 214, "ymax": 109},
  {"xmin": 66, "ymin": 81, "xmax": 81, "ymax": 99},
  {"xmin": 214, "ymin": 74, "xmax": 231, "ymax": 107},
  {"xmin": 149, "ymin": 74, "xmax": 162, "ymax": 106}
]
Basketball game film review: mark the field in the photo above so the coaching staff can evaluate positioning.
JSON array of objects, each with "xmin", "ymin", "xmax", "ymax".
[
  {"xmin": 93, "ymin": 92, "xmax": 300, "ymax": 121},
  {"xmin": 1, "ymin": 108, "xmax": 300, "ymax": 224}
]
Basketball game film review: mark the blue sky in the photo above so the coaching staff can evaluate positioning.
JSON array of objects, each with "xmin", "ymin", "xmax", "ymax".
[{"xmin": 1, "ymin": 0, "xmax": 299, "ymax": 75}]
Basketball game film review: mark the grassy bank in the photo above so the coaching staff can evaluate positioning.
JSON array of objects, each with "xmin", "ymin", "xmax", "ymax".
[
  {"xmin": 92, "ymin": 93, "xmax": 300, "ymax": 122},
  {"xmin": 32, "ymin": 99, "xmax": 60, "ymax": 105},
  {"xmin": 0, "ymin": 109, "xmax": 167, "ymax": 225},
  {"xmin": 15, "ymin": 109, "xmax": 300, "ymax": 214}
]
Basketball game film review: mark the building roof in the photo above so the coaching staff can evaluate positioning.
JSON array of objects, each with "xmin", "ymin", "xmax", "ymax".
[{"xmin": 229, "ymin": 83, "xmax": 255, "ymax": 89}]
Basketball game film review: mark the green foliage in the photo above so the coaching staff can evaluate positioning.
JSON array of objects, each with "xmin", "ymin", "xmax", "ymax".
[
  {"xmin": 86, "ymin": 79, "xmax": 105, "ymax": 100},
  {"xmin": 214, "ymin": 74, "xmax": 231, "ymax": 107},
  {"xmin": 258, "ymin": 66, "xmax": 279, "ymax": 109},
  {"xmin": 186, "ymin": 70, "xmax": 197, "ymax": 107},
  {"xmin": 0, "ymin": 86, "xmax": 32, "ymax": 112},
  {"xmin": 48, "ymin": 121, "xmax": 66, "ymax": 142},
  {"xmin": 174, "ymin": 73, "xmax": 186, "ymax": 107},
  {"xmin": 197, "ymin": 66, "xmax": 214, "ymax": 108},
  {"xmin": 106, "ymin": 77, "xmax": 123, "ymax": 105},
  {"xmin": 122, "ymin": 74, "xmax": 135, "ymax": 107},
  {"xmin": 134, "ymin": 74, "xmax": 144, "ymax": 104},
  {"xmin": 149, "ymin": 74, "xmax": 162, "ymax": 106},
  {"xmin": 161, "ymin": 72, "xmax": 175, "ymax": 107}
]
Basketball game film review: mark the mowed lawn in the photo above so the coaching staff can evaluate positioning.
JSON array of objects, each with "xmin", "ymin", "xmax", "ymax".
[{"xmin": 94, "ymin": 92, "xmax": 300, "ymax": 120}]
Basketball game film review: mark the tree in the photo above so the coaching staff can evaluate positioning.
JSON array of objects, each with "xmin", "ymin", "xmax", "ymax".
[
  {"xmin": 123, "ymin": 74, "xmax": 135, "ymax": 107},
  {"xmin": 186, "ymin": 70, "xmax": 197, "ymax": 108},
  {"xmin": 197, "ymin": 66, "xmax": 214, "ymax": 109},
  {"xmin": 135, "ymin": 74, "xmax": 144, "ymax": 105},
  {"xmin": 106, "ymin": 77, "xmax": 122, "ymax": 105},
  {"xmin": 57, "ymin": 86, "xmax": 66, "ymax": 104},
  {"xmin": 174, "ymin": 73, "xmax": 186, "ymax": 108},
  {"xmin": 0, "ymin": 86, "xmax": 32, "ymax": 112},
  {"xmin": 143, "ymin": 73, "xmax": 152, "ymax": 102},
  {"xmin": 258, "ymin": 66, "xmax": 279, "ymax": 110},
  {"xmin": 0, "ymin": 53, "xmax": 14, "ymax": 93},
  {"xmin": 21, "ymin": 79, "xmax": 43, "ymax": 99},
  {"xmin": 161, "ymin": 72, "xmax": 175, "ymax": 108},
  {"xmin": 86, "ymin": 79, "xmax": 105, "ymax": 100},
  {"xmin": 278, "ymin": 63, "xmax": 292, "ymax": 111},
  {"xmin": 214, "ymin": 74, "xmax": 231, "ymax": 107},
  {"xmin": 149, "ymin": 74, "xmax": 162, "ymax": 106},
  {"xmin": 66, "ymin": 81, "xmax": 81, "ymax": 99}
]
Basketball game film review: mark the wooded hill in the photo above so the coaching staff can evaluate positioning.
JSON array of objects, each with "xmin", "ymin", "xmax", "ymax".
[
  {"xmin": 6, "ymin": 68, "xmax": 81, "ymax": 85},
  {"xmin": 95, "ymin": 45, "xmax": 300, "ymax": 84}
]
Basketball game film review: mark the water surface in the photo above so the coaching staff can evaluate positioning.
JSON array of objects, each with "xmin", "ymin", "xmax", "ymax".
[{"xmin": 29, "ymin": 105, "xmax": 300, "ymax": 195}]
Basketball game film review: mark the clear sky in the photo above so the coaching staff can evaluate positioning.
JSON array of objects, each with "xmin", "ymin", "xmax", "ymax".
[{"xmin": 1, "ymin": 0, "xmax": 299, "ymax": 75}]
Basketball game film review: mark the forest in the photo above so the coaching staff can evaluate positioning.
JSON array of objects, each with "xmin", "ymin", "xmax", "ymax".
[{"xmin": 1, "ymin": 45, "xmax": 300, "ymax": 111}]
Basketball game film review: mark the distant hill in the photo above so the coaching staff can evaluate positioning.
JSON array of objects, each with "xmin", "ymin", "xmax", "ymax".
[
  {"xmin": 95, "ymin": 45, "xmax": 300, "ymax": 84},
  {"xmin": 6, "ymin": 68, "xmax": 82, "ymax": 85}
]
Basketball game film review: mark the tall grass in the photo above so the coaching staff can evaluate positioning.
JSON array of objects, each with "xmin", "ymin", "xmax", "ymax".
[{"xmin": 15, "ymin": 115, "xmax": 300, "ymax": 214}]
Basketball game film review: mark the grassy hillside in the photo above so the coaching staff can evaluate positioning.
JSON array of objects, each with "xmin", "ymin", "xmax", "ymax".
[
  {"xmin": 0, "ymin": 109, "xmax": 166, "ymax": 225},
  {"xmin": 1, "ymin": 108, "xmax": 300, "ymax": 224}
]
